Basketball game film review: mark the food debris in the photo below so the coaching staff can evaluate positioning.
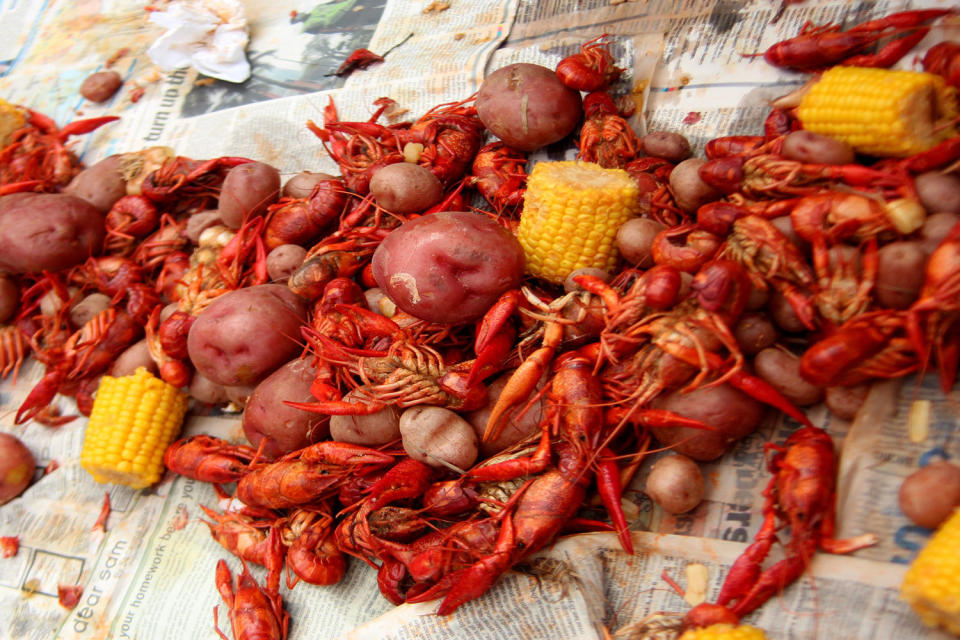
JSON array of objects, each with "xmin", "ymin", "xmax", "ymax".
[
  {"xmin": 105, "ymin": 48, "xmax": 130, "ymax": 68},
  {"xmin": 683, "ymin": 111, "xmax": 702, "ymax": 124},
  {"xmin": 173, "ymin": 504, "xmax": 189, "ymax": 530},
  {"xmin": 423, "ymin": 1, "xmax": 451, "ymax": 12},
  {"xmin": 58, "ymin": 584, "xmax": 83, "ymax": 609},
  {"xmin": 326, "ymin": 33, "xmax": 414, "ymax": 78},
  {"xmin": 195, "ymin": 78, "xmax": 216, "ymax": 87},
  {"xmin": 1, "ymin": 536, "xmax": 19, "ymax": 558},
  {"xmin": 92, "ymin": 492, "xmax": 111, "ymax": 534},
  {"xmin": 44, "ymin": 460, "xmax": 59, "ymax": 474}
]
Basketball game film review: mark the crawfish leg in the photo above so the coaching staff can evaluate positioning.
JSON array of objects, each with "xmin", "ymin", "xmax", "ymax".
[{"xmin": 595, "ymin": 446, "xmax": 634, "ymax": 555}]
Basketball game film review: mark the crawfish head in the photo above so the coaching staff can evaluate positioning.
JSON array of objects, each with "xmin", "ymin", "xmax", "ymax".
[{"xmin": 690, "ymin": 260, "xmax": 750, "ymax": 319}]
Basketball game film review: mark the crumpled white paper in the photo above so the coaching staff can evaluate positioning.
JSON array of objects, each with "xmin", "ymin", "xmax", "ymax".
[{"xmin": 146, "ymin": 0, "xmax": 251, "ymax": 83}]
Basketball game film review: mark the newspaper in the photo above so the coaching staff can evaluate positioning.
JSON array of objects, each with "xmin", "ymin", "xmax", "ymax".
[{"xmin": 1, "ymin": 0, "xmax": 958, "ymax": 638}]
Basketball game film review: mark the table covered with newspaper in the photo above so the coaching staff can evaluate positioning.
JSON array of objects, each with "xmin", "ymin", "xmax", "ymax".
[{"xmin": 1, "ymin": 0, "xmax": 958, "ymax": 638}]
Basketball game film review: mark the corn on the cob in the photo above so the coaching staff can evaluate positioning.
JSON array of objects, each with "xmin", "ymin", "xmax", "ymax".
[
  {"xmin": 796, "ymin": 66, "xmax": 958, "ymax": 157},
  {"xmin": 901, "ymin": 507, "xmax": 960, "ymax": 635},
  {"xmin": 517, "ymin": 160, "xmax": 640, "ymax": 284},
  {"xmin": 81, "ymin": 367, "xmax": 188, "ymax": 489},
  {"xmin": 678, "ymin": 623, "xmax": 769, "ymax": 640}
]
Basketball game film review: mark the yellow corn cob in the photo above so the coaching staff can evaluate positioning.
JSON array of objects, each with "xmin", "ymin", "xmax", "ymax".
[
  {"xmin": 796, "ymin": 66, "xmax": 958, "ymax": 157},
  {"xmin": 901, "ymin": 507, "xmax": 960, "ymax": 635},
  {"xmin": 678, "ymin": 623, "xmax": 769, "ymax": 640},
  {"xmin": 517, "ymin": 160, "xmax": 640, "ymax": 284},
  {"xmin": 81, "ymin": 367, "xmax": 188, "ymax": 489}
]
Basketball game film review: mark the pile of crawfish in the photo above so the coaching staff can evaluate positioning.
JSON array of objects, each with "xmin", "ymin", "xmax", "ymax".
[{"xmin": 2, "ymin": 8, "xmax": 960, "ymax": 638}]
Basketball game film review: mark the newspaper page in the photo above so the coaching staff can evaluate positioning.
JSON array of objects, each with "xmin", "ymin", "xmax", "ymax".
[{"xmin": 2, "ymin": 0, "xmax": 959, "ymax": 639}]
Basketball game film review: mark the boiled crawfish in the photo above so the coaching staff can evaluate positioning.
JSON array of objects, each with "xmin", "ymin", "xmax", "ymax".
[{"xmin": 684, "ymin": 426, "xmax": 877, "ymax": 628}]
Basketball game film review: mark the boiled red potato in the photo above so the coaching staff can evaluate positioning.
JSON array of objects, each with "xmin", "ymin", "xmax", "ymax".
[
  {"xmin": 753, "ymin": 347, "xmax": 824, "ymax": 406},
  {"xmin": 644, "ymin": 454, "xmax": 705, "ymax": 514},
  {"xmin": 282, "ymin": 171, "xmax": 337, "ymax": 199},
  {"xmin": 369, "ymin": 163, "xmax": 443, "ymax": 213},
  {"xmin": 917, "ymin": 211, "xmax": 960, "ymax": 255},
  {"xmin": 0, "ymin": 193, "xmax": 105, "ymax": 273},
  {"xmin": 650, "ymin": 381, "xmax": 767, "ymax": 461},
  {"xmin": 0, "ymin": 433, "xmax": 35, "ymax": 505},
  {"xmin": 110, "ymin": 339, "xmax": 158, "ymax": 377},
  {"xmin": 217, "ymin": 161, "xmax": 281, "ymax": 229},
  {"xmin": 188, "ymin": 372, "xmax": 230, "ymax": 405},
  {"xmin": 915, "ymin": 171, "xmax": 960, "ymax": 215},
  {"xmin": 266, "ymin": 244, "xmax": 307, "ymax": 282},
  {"xmin": 824, "ymin": 383, "xmax": 870, "ymax": 421},
  {"xmin": 80, "ymin": 70, "xmax": 123, "ymax": 103},
  {"xmin": 186, "ymin": 284, "xmax": 308, "ymax": 387},
  {"xmin": 898, "ymin": 461, "xmax": 960, "ymax": 529},
  {"xmin": 616, "ymin": 217, "xmax": 666, "ymax": 268},
  {"xmin": 780, "ymin": 130, "xmax": 855, "ymax": 165},
  {"xmin": 671, "ymin": 158, "xmax": 721, "ymax": 213},
  {"xmin": 371, "ymin": 211, "xmax": 525, "ymax": 324},
  {"xmin": 63, "ymin": 154, "xmax": 128, "ymax": 213},
  {"xmin": 399, "ymin": 406, "xmax": 478, "ymax": 470},
  {"xmin": 0, "ymin": 273, "xmax": 20, "ymax": 323},
  {"xmin": 874, "ymin": 241, "xmax": 927, "ymax": 309},
  {"xmin": 640, "ymin": 131, "xmax": 691, "ymax": 163},
  {"xmin": 733, "ymin": 311, "xmax": 778, "ymax": 356},
  {"xmin": 242, "ymin": 357, "xmax": 328, "ymax": 458},
  {"xmin": 476, "ymin": 62, "xmax": 583, "ymax": 151},
  {"xmin": 464, "ymin": 369, "xmax": 545, "ymax": 458},
  {"xmin": 329, "ymin": 393, "xmax": 402, "ymax": 446}
]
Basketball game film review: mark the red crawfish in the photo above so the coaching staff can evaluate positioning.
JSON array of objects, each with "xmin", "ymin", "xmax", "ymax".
[
  {"xmin": 102, "ymin": 195, "xmax": 160, "ymax": 256},
  {"xmin": 140, "ymin": 155, "xmax": 254, "ymax": 210},
  {"xmin": 556, "ymin": 34, "xmax": 623, "ymax": 91},
  {"xmin": 163, "ymin": 434, "xmax": 259, "ymax": 483},
  {"xmin": 408, "ymin": 351, "xmax": 631, "ymax": 615},
  {"xmin": 0, "ymin": 325, "xmax": 29, "ymax": 383},
  {"xmin": 906, "ymin": 218, "xmax": 960, "ymax": 393},
  {"xmin": 0, "ymin": 108, "xmax": 119, "ymax": 189},
  {"xmin": 201, "ymin": 503, "xmax": 284, "ymax": 569},
  {"xmin": 923, "ymin": 41, "xmax": 960, "ymax": 90},
  {"xmin": 758, "ymin": 9, "xmax": 954, "ymax": 71},
  {"xmin": 698, "ymin": 152, "xmax": 902, "ymax": 200},
  {"xmin": 263, "ymin": 177, "xmax": 348, "ymax": 250},
  {"xmin": 281, "ymin": 505, "xmax": 346, "ymax": 587},
  {"xmin": 16, "ymin": 307, "xmax": 142, "ymax": 424},
  {"xmin": 235, "ymin": 441, "xmax": 395, "ymax": 510},
  {"xmin": 799, "ymin": 308, "xmax": 919, "ymax": 388},
  {"xmin": 683, "ymin": 426, "xmax": 877, "ymax": 629},
  {"xmin": 214, "ymin": 555, "xmax": 288, "ymax": 640},
  {"xmin": 467, "ymin": 141, "xmax": 528, "ymax": 216}
]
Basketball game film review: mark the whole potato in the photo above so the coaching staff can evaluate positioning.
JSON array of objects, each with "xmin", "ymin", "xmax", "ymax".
[
  {"xmin": 641, "ymin": 131, "xmax": 691, "ymax": 163},
  {"xmin": 217, "ymin": 161, "xmax": 281, "ymax": 229},
  {"xmin": 780, "ymin": 130, "xmax": 855, "ymax": 165},
  {"xmin": 371, "ymin": 211, "xmax": 525, "ymax": 324},
  {"xmin": 0, "ymin": 193, "xmax": 105, "ymax": 273},
  {"xmin": 64, "ymin": 154, "xmax": 127, "ymax": 213},
  {"xmin": 80, "ymin": 70, "xmax": 123, "ymax": 103},
  {"xmin": 824, "ymin": 383, "xmax": 870, "ymax": 421},
  {"xmin": 918, "ymin": 212, "xmax": 960, "ymax": 255},
  {"xmin": 188, "ymin": 372, "xmax": 230, "ymax": 405},
  {"xmin": 267, "ymin": 244, "xmax": 307, "ymax": 282},
  {"xmin": 672, "ymin": 158, "xmax": 721, "ymax": 213},
  {"xmin": 187, "ymin": 284, "xmax": 308, "ymax": 387},
  {"xmin": 369, "ymin": 163, "xmax": 443, "ymax": 213},
  {"xmin": 242, "ymin": 358, "xmax": 329, "ymax": 458},
  {"xmin": 915, "ymin": 171, "xmax": 960, "ymax": 215},
  {"xmin": 329, "ymin": 394, "xmax": 402, "ymax": 446},
  {"xmin": 0, "ymin": 273, "xmax": 20, "ymax": 323},
  {"xmin": 644, "ymin": 454, "xmax": 705, "ymax": 514},
  {"xmin": 651, "ymin": 381, "xmax": 766, "ymax": 461},
  {"xmin": 616, "ymin": 217, "xmax": 666, "ymax": 268},
  {"xmin": 766, "ymin": 289, "xmax": 809, "ymax": 333},
  {"xmin": 476, "ymin": 63, "xmax": 583, "ymax": 151},
  {"xmin": 754, "ymin": 347, "xmax": 823, "ymax": 406},
  {"xmin": 399, "ymin": 406, "xmax": 479, "ymax": 470},
  {"xmin": 183, "ymin": 210, "xmax": 223, "ymax": 244},
  {"xmin": 0, "ymin": 432, "xmax": 35, "ymax": 505},
  {"xmin": 464, "ymin": 369, "xmax": 545, "ymax": 458},
  {"xmin": 875, "ymin": 241, "xmax": 927, "ymax": 309},
  {"xmin": 70, "ymin": 292, "xmax": 112, "ymax": 327},
  {"xmin": 898, "ymin": 461, "xmax": 960, "ymax": 529},
  {"xmin": 733, "ymin": 311, "xmax": 778, "ymax": 355},
  {"xmin": 283, "ymin": 171, "xmax": 337, "ymax": 199},
  {"xmin": 110, "ymin": 339, "xmax": 158, "ymax": 377}
]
